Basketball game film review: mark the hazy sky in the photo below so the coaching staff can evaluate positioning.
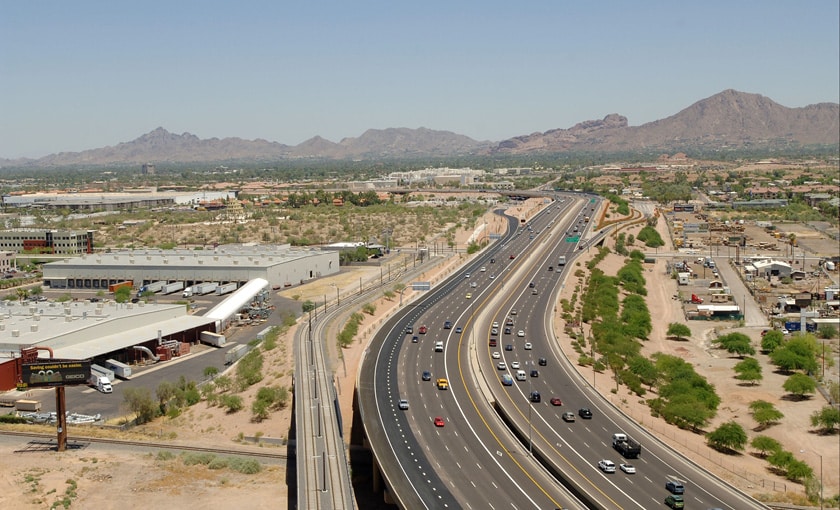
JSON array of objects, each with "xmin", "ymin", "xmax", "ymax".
[{"xmin": 2, "ymin": 1, "xmax": 838, "ymax": 159}]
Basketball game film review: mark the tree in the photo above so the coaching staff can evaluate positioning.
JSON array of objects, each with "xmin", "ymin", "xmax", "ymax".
[
  {"xmin": 628, "ymin": 356, "xmax": 659, "ymax": 390},
  {"xmin": 782, "ymin": 373, "xmax": 816, "ymax": 399},
  {"xmin": 714, "ymin": 332, "xmax": 755, "ymax": 358},
  {"xmin": 809, "ymin": 405, "xmax": 840, "ymax": 433},
  {"xmin": 748, "ymin": 400, "xmax": 783, "ymax": 429},
  {"xmin": 767, "ymin": 449, "xmax": 795, "ymax": 470},
  {"xmin": 123, "ymin": 387, "xmax": 159, "ymax": 424},
  {"xmin": 760, "ymin": 330, "xmax": 784, "ymax": 353},
  {"xmin": 785, "ymin": 459, "xmax": 814, "ymax": 482},
  {"xmin": 666, "ymin": 322, "xmax": 691, "ymax": 341},
  {"xmin": 734, "ymin": 357, "xmax": 762, "ymax": 385},
  {"xmin": 816, "ymin": 324, "xmax": 837, "ymax": 339},
  {"xmin": 706, "ymin": 421, "xmax": 747, "ymax": 452},
  {"xmin": 301, "ymin": 300, "xmax": 316, "ymax": 313},
  {"xmin": 750, "ymin": 435, "xmax": 782, "ymax": 457},
  {"xmin": 769, "ymin": 336, "xmax": 819, "ymax": 374},
  {"xmin": 203, "ymin": 366, "xmax": 219, "ymax": 380}
]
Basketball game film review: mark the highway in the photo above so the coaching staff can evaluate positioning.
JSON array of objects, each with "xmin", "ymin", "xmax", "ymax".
[{"xmin": 360, "ymin": 192, "xmax": 770, "ymax": 509}]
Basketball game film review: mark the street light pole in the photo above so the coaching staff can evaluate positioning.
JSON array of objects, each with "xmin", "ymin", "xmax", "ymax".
[{"xmin": 801, "ymin": 449, "xmax": 823, "ymax": 510}]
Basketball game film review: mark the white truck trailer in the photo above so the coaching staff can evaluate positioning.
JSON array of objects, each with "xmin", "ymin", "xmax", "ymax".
[
  {"xmin": 91, "ymin": 364, "xmax": 115, "ymax": 382},
  {"xmin": 200, "ymin": 331, "xmax": 227, "ymax": 347},
  {"xmin": 193, "ymin": 282, "xmax": 220, "ymax": 295},
  {"xmin": 161, "ymin": 281, "xmax": 185, "ymax": 295},
  {"xmin": 215, "ymin": 282, "xmax": 238, "ymax": 295},
  {"xmin": 225, "ymin": 344, "xmax": 248, "ymax": 365},
  {"xmin": 138, "ymin": 280, "xmax": 167, "ymax": 295},
  {"xmin": 104, "ymin": 359, "xmax": 132, "ymax": 379}
]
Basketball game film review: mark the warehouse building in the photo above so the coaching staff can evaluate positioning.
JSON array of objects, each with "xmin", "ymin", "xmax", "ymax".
[{"xmin": 42, "ymin": 244, "xmax": 339, "ymax": 290}]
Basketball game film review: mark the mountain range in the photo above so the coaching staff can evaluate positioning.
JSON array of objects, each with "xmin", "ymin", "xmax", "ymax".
[{"xmin": 3, "ymin": 90, "xmax": 838, "ymax": 168}]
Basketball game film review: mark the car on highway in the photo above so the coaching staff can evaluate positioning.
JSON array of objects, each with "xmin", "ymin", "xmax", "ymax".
[
  {"xmin": 405, "ymin": 326, "xmax": 413, "ymax": 334},
  {"xmin": 598, "ymin": 460, "xmax": 616, "ymax": 473},
  {"xmin": 464, "ymin": 273, "xmax": 471, "ymax": 278},
  {"xmin": 510, "ymin": 361, "xmax": 520, "ymax": 369},
  {"xmin": 510, "ymin": 309, "xmax": 517, "ymax": 315},
  {"xmin": 470, "ymin": 281, "xmax": 477, "ymax": 288},
  {"xmin": 465, "ymin": 293, "xmax": 472, "ymax": 299},
  {"xmin": 538, "ymin": 357, "xmax": 547, "ymax": 366},
  {"xmin": 500, "ymin": 374, "xmax": 513, "ymax": 386},
  {"xmin": 492, "ymin": 351, "xmax": 500, "ymax": 359},
  {"xmin": 497, "ymin": 361, "xmax": 507, "ymax": 370},
  {"xmin": 505, "ymin": 344, "xmax": 513, "ymax": 351},
  {"xmin": 517, "ymin": 330, "xmax": 525, "ymax": 337},
  {"xmin": 530, "ymin": 369, "xmax": 539, "ymax": 378},
  {"xmin": 524, "ymin": 342, "xmax": 532, "ymax": 350},
  {"xmin": 562, "ymin": 411, "xmax": 575, "ymax": 422},
  {"xmin": 550, "ymin": 397, "xmax": 562, "ymax": 406},
  {"xmin": 666, "ymin": 480, "xmax": 685, "ymax": 494},
  {"xmin": 531, "ymin": 288, "xmax": 538, "ymax": 295},
  {"xmin": 489, "ymin": 274, "xmax": 495, "ymax": 279},
  {"xmin": 491, "ymin": 328, "xmax": 499, "ymax": 335},
  {"xmin": 398, "ymin": 399, "xmax": 409, "ymax": 410},
  {"xmin": 422, "ymin": 370, "xmax": 432, "ymax": 381},
  {"xmin": 492, "ymin": 321, "xmax": 499, "ymax": 328},
  {"xmin": 411, "ymin": 335, "xmax": 419, "ymax": 343},
  {"xmin": 509, "ymin": 254, "xmax": 516, "ymax": 259},
  {"xmin": 434, "ymin": 416, "xmax": 445, "ymax": 427},
  {"xmin": 480, "ymin": 266, "xmax": 486, "ymax": 272},
  {"xmin": 547, "ymin": 266, "xmax": 553, "ymax": 271},
  {"xmin": 504, "ymin": 327, "xmax": 512, "ymax": 335},
  {"xmin": 664, "ymin": 495, "xmax": 684, "ymax": 509},
  {"xmin": 418, "ymin": 325, "xmax": 428, "ymax": 334},
  {"xmin": 436, "ymin": 378, "xmax": 448, "ymax": 390},
  {"xmin": 489, "ymin": 338, "xmax": 498, "ymax": 347},
  {"xmin": 444, "ymin": 320, "xmax": 452, "ymax": 329},
  {"xmin": 529, "ymin": 281, "xmax": 535, "ymax": 288},
  {"xmin": 530, "ymin": 391, "xmax": 541, "ymax": 403},
  {"xmin": 619, "ymin": 463, "xmax": 636, "ymax": 474},
  {"xmin": 505, "ymin": 317, "xmax": 514, "ymax": 326},
  {"xmin": 578, "ymin": 407, "xmax": 593, "ymax": 419},
  {"xmin": 454, "ymin": 326, "xmax": 463, "ymax": 333}
]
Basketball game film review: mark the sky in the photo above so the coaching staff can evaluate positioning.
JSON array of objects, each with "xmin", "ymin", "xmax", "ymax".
[{"xmin": 1, "ymin": 1, "xmax": 838, "ymax": 159}]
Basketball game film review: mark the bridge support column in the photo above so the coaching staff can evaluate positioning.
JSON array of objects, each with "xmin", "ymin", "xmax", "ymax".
[{"xmin": 371, "ymin": 454, "xmax": 382, "ymax": 493}]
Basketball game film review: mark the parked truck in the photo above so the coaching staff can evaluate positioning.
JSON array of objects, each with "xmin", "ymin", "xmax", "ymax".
[
  {"xmin": 90, "ymin": 364, "xmax": 115, "ymax": 382},
  {"xmin": 88, "ymin": 373, "xmax": 113, "ymax": 393},
  {"xmin": 104, "ymin": 359, "xmax": 132, "ymax": 379},
  {"xmin": 200, "ymin": 331, "xmax": 227, "ymax": 347},
  {"xmin": 193, "ymin": 282, "xmax": 220, "ymax": 295},
  {"xmin": 161, "ymin": 281, "xmax": 185, "ymax": 295},
  {"xmin": 612, "ymin": 432, "xmax": 642, "ymax": 458},
  {"xmin": 225, "ymin": 344, "xmax": 248, "ymax": 365},
  {"xmin": 138, "ymin": 281, "xmax": 167, "ymax": 295},
  {"xmin": 108, "ymin": 280, "xmax": 133, "ymax": 293},
  {"xmin": 182, "ymin": 286, "xmax": 193, "ymax": 297},
  {"xmin": 215, "ymin": 282, "xmax": 238, "ymax": 295}
]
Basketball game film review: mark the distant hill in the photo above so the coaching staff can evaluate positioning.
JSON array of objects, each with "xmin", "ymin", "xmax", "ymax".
[
  {"xmin": 2, "ymin": 90, "xmax": 837, "ymax": 167},
  {"xmin": 491, "ymin": 90, "xmax": 839, "ymax": 154}
]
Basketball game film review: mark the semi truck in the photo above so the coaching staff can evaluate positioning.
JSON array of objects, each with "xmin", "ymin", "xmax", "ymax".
[
  {"xmin": 225, "ymin": 344, "xmax": 248, "ymax": 365},
  {"xmin": 108, "ymin": 280, "xmax": 133, "ymax": 293},
  {"xmin": 90, "ymin": 364, "xmax": 115, "ymax": 382},
  {"xmin": 612, "ymin": 432, "xmax": 642, "ymax": 458},
  {"xmin": 200, "ymin": 331, "xmax": 227, "ymax": 347},
  {"xmin": 215, "ymin": 282, "xmax": 238, "ymax": 295},
  {"xmin": 104, "ymin": 359, "xmax": 132, "ymax": 379},
  {"xmin": 88, "ymin": 373, "xmax": 113, "ymax": 393},
  {"xmin": 161, "ymin": 281, "xmax": 185, "ymax": 295},
  {"xmin": 138, "ymin": 281, "xmax": 166, "ymax": 295},
  {"xmin": 182, "ymin": 286, "xmax": 193, "ymax": 297},
  {"xmin": 193, "ymin": 282, "xmax": 220, "ymax": 295}
]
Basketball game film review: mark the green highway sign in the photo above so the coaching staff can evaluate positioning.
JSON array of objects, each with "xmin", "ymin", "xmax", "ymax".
[{"xmin": 565, "ymin": 236, "xmax": 580, "ymax": 243}]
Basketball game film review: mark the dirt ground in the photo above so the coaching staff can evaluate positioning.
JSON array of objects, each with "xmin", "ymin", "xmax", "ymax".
[{"xmin": 1, "ymin": 197, "xmax": 836, "ymax": 509}]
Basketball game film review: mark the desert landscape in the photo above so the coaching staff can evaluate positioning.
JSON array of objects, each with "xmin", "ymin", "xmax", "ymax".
[{"xmin": 1, "ymin": 197, "xmax": 837, "ymax": 509}]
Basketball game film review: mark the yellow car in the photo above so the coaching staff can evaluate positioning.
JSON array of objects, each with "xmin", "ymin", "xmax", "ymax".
[
  {"xmin": 465, "ymin": 293, "xmax": 472, "ymax": 299},
  {"xmin": 436, "ymin": 378, "xmax": 449, "ymax": 390}
]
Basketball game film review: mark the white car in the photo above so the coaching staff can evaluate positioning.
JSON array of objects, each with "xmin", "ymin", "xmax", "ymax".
[
  {"xmin": 497, "ymin": 361, "xmax": 507, "ymax": 370},
  {"xmin": 517, "ymin": 330, "xmax": 525, "ymax": 337},
  {"xmin": 492, "ymin": 321, "xmax": 499, "ymax": 328},
  {"xmin": 480, "ymin": 267, "xmax": 486, "ymax": 272},
  {"xmin": 619, "ymin": 463, "xmax": 636, "ymax": 474},
  {"xmin": 598, "ymin": 460, "xmax": 616, "ymax": 473},
  {"xmin": 398, "ymin": 399, "xmax": 409, "ymax": 410},
  {"xmin": 492, "ymin": 351, "xmax": 501, "ymax": 359},
  {"xmin": 510, "ymin": 361, "xmax": 520, "ymax": 369},
  {"xmin": 524, "ymin": 342, "xmax": 532, "ymax": 350}
]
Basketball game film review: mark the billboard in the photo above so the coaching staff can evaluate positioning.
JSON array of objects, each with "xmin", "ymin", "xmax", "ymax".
[{"xmin": 20, "ymin": 360, "xmax": 91, "ymax": 389}]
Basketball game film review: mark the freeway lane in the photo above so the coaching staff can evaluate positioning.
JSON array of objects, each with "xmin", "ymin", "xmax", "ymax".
[
  {"xmin": 470, "ymin": 201, "xmax": 769, "ymax": 509},
  {"xmin": 360, "ymin": 197, "xmax": 589, "ymax": 508}
]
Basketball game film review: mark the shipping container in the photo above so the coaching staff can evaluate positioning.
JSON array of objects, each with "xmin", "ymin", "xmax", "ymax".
[
  {"xmin": 15, "ymin": 399, "xmax": 42, "ymax": 412},
  {"xmin": 108, "ymin": 280, "xmax": 133, "ymax": 293},
  {"xmin": 200, "ymin": 331, "xmax": 227, "ymax": 347},
  {"xmin": 161, "ymin": 281, "xmax": 185, "ymax": 295},
  {"xmin": 104, "ymin": 359, "xmax": 132, "ymax": 379},
  {"xmin": 215, "ymin": 282, "xmax": 238, "ymax": 295},
  {"xmin": 193, "ymin": 282, "xmax": 220, "ymax": 295}
]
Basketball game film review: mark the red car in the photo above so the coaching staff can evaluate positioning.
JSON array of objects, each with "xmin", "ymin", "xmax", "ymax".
[
  {"xmin": 418, "ymin": 325, "xmax": 428, "ymax": 334},
  {"xmin": 509, "ymin": 254, "xmax": 516, "ymax": 259},
  {"xmin": 434, "ymin": 416, "xmax": 445, "ymax": 427},
  {"xmin": 550, "ymin": 397, "xmax": 563, "ymax": 406}
]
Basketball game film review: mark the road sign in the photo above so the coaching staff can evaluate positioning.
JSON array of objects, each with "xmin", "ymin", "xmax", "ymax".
[
  {"xmin": 565, "ymin": 236, "xmax": 580, "ymax": 243},
  {"xmin": 412, "ymin": 282, "xmax": 431, "ymax": 291}
]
